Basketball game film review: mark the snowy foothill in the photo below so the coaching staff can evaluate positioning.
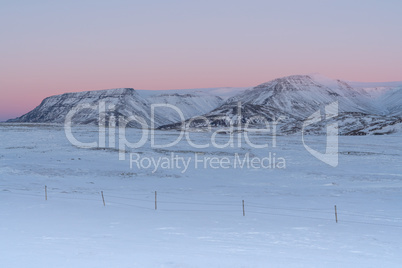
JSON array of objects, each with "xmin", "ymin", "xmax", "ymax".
[{"xmin": 1, "ymin": 123, "xmax": 402, "ymax": 267}]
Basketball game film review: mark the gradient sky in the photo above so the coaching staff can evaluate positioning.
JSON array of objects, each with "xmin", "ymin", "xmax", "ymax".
[{"xmin": 1, "ymin": 0, "xmax": 402, "ymax": 121}]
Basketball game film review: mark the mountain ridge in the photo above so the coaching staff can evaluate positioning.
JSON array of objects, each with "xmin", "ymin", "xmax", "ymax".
[
  {"xmin": 7, "ymin": 74, "xmax": 402, "ymax": 135},
  {"xmin": 158, "ymin": 75, "xmax": 402, "ymax": 135}
]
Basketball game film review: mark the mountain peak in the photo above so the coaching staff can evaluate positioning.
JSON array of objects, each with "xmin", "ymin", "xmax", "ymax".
[{"xmin": 256, "ymin": 74, "xmax": 340, "ymax": 89}]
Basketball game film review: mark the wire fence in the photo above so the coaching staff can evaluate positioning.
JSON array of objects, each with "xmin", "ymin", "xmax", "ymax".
[{"xmin": 3, "ymin": 186, "xmax": 402, "ymax": 229}]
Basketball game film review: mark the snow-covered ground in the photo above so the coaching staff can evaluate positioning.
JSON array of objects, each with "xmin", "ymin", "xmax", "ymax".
[{"xmin": 1, "ymin": 124, "xmax": 402, "ymax": 267}]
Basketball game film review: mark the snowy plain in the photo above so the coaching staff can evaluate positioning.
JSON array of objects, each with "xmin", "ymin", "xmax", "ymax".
[{"xmin": 1, "ymin": 123, "xmax": 402, "ymax": 267}]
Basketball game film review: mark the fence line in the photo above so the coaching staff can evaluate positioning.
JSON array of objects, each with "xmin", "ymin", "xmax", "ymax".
[{"xmin": 2, "ymin": 187, "xmax": 402, "ymax": 228}]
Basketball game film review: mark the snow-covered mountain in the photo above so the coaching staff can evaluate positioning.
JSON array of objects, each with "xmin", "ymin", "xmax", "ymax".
[
  {"xmin": 224, "ymin": 74, "xmax": 379, "ymax": 117},
  {"xmin": 280, "ymin": 112, "xmax": 402, "ymax": 136},
  {"xmin": 7, "ymin": 88, "xmax": 157, "ymax": 127},
  {"xmin": 159, "ymin": 75, "xmax": 402, "ymax": 135},
  {"xmin": 7, "ymin": 88, "xmax": 225, "ymax": 128},
  {"xmin": 373, "ymin": 87, "xmax": 402, "ymax": 117},
  {"xmin": 137, "ymin": 87, "xmax": 249, "ymax": 100},
  {"xmin": 7, "ymin": 74, "xmax": 402, "ymax": 135},
  {"xmin": 147, "ymin": 93, "xmax": 223, "ymax": 123}
]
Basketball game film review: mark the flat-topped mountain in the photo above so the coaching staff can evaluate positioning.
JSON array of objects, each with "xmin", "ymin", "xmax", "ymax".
[{"xmin": 7, "ymin": 88, "xmax": 224, "ymax": 128}]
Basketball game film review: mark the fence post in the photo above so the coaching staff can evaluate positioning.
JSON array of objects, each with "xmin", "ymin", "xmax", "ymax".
[
  {"xmin": 155, "ymin": 191, "xmax": 157, "ymax": 210},
  {"xmin": 334, "ymin": 205, "xmax": 338, "ymax": 223},
  {"xmin": 242, "ymin": 200, "xmax": 245, "ymax": 216},
  {"xmin": 101, "ymin": 191, "xmax": 105, "ymax": 206}
]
